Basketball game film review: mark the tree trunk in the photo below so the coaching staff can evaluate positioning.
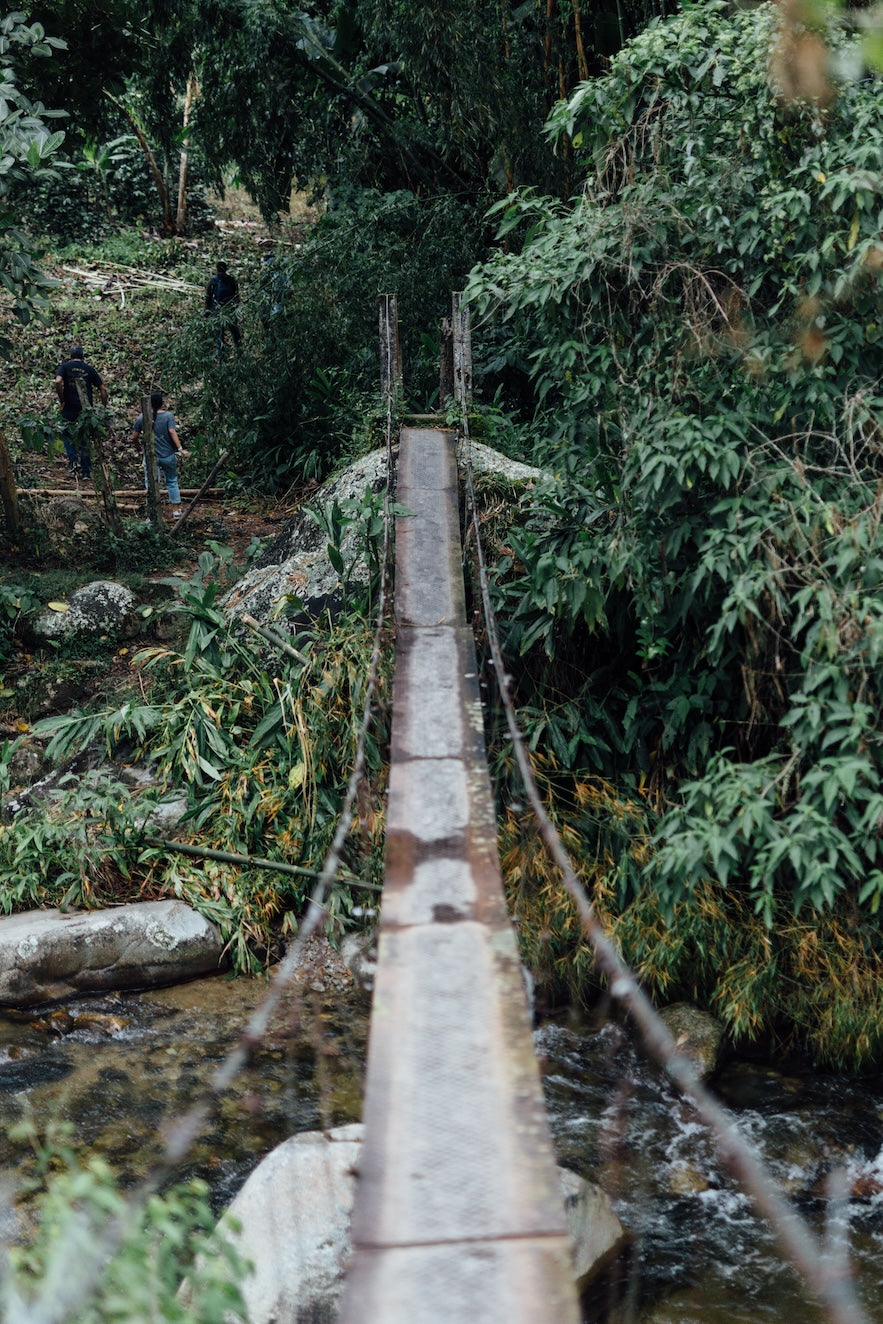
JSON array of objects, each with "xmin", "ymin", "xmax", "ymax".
[
  {"xmin": 105, "ymin": 90, "xmax": 173, "ymax": 235},
  {"xmin": 176, "ymin": 73, "xmax": 199, "ymax": 235}
]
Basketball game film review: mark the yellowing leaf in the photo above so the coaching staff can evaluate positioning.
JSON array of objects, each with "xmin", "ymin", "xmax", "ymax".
[
  {"xmin": 816, "ymin": 171, "xmax": 826, "ymax": 184},
  {"xmin": 47, "ymin": 601, "xmax": 69, "ymax": 612},
  {"xmin": 118, "ymin": 648, "xmax": 129, "ymax": 656},
  {"xmin": 848, "ymin": 213, "xmax": 860, "ymax": 252},
  {"xmin": 289, "ymin": 762, "xmax": 306, "ymax": 789}
]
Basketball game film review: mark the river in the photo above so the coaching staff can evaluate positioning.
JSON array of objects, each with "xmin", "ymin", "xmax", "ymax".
[{"xmin": 1, "ymin": 978, "xmax": 881, "ymax": 1321}]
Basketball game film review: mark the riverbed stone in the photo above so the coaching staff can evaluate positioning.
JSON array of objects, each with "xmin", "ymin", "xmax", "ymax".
[
  {"xmin": 560, "ymin": 1168, "xmax": 629, "ymax": 1289},
  {"xmin": 658, "ymin": 1003, "xmax": 725, "ymax": 1079},
  {"xmin": 0, "ymin": 901, "xmax": 226, "ymax": 1006},
  {"xmin": 221, "ymin": 1123, "xmax": 364, "ymax": 1324}
]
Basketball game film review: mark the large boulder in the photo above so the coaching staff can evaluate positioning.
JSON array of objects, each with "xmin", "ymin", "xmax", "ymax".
[
  {"xmin": 222, "ymin": 1129, "xmax": 626, "ymax": 1323},
  {"xmin": 659, "ymin": 1002, "xmax": 725, "ymax": 1079},
  {"xmin": 224, "ymin": 443, "xmax": 543, "ymax": 628},
  {"xmin": 224, "ymin": 451, "xmax": 389, "ymax": 625},
  {"xmin": 456, "ymin": 438, "xmax": 542, "ymax": 484},
  {"xmin": 32, "ymin": 580, "xmax": 138, "ymax": 643},
  {"xmin": 0, "ymin": 901, "xmax": 226, "ymax": 1006}
]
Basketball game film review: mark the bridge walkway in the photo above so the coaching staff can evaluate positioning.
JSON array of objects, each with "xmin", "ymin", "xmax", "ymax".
[{"xmin": 339, "ymin": 427, "xmax": 580, "ymax": 1322}]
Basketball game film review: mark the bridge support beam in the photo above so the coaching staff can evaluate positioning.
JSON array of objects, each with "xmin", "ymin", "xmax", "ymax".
[{"xmin": 339, "ymin": 428, "xmax": 579, "ymax": 1323}]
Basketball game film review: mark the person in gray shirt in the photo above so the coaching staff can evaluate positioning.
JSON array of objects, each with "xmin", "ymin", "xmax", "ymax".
[{"xmin": 129, "ymin": 392, "xmax": 190, "ymax": 517}]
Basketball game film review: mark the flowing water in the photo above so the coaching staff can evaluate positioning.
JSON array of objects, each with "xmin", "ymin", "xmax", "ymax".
[
  {"xmin": 537, "ymin": 1019, "xmax": 883, "ymax": 1323},
  {"xmin": 2, "ymin": 976, "xmax": 882, "ymax": 1322},
  {"xmin": 0, "ymin": 968, "xmax": 369, "ymax": 1243}
]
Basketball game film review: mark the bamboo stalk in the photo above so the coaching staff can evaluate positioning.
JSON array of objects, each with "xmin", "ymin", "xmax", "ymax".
[
  {"xmin": 144, "ymin": 836, "xmax": 379, "ymax": 888},
  {"xmin": 571, "ymin": 0, "xmax": 589, "ymax": 81}
]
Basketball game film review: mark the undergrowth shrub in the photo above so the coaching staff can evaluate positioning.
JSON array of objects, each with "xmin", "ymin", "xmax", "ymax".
[
  {"xmin": 2, "ymin": 1117, "xmax": 247, "ymax": 1322},
  {"xmin": 468, "ymin": 2, "xmax": 883, "ymax": 1066},
  {"xmin": 7, "ymin": 545, "xmax": 389, "ymax": 970}
]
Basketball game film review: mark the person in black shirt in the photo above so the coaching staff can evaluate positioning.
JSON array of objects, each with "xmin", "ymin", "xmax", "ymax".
[
  {"xmin": 54, "ymin": 344, "xmax": 107, "ymax": 479},
  {"xmin": 204, "ymin": 260, "xmax": 241, "ymax": 358}
]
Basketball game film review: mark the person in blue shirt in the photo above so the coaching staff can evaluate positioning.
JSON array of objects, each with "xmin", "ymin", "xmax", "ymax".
[
  {"xmin": 54, "ymin": 344, "xmax": 107, "ymax": 479},
  {"xmin": 129, "ymin": 392, "xmax": 190, "ymax": 517}
]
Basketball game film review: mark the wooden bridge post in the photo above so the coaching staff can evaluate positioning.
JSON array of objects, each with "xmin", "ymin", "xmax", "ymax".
[
  {"xmin": 439, "ymin": 315, "xmax": 454, "ymax": 407},
  {"xmin": 452, "ymin": 291, "xmax": 472, "ymax": 414},
  {"xmin": 379, "ymin": 294, "xmax": 402, "ymax": 409}
]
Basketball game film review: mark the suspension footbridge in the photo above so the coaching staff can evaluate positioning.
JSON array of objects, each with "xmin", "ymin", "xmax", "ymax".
[{"xmin": 339, "ymin": 423, "xmax": 580, "ymax": 1321}]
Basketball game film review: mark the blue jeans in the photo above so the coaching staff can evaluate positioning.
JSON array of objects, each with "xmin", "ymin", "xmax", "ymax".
[
  {"xmin": 61, "ymin": 423, "xmax": 91, "ymax": 478},
  {"xmin": 145, "ymin": 452, "xmax": 181, "ymax": 505}
]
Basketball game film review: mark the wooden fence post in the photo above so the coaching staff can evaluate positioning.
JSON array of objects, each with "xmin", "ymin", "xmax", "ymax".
[
  {"xmin": 0, "ymin": 430, "xmax": 21, "ymax": 538},
  {"xmin": 452, "ymin": 291, "xmax": 472, "ymax": 414},
  {"xmin": 141, "ymin": 395, "xmax": 161, "ymax": 525},
  {"xmin": 74, "ymin": 383, "xmax": 122, "ymax": 536}
]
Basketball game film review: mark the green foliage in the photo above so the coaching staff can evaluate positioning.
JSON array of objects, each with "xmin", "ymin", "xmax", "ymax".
[
  {"xmin": 162, "ymin": 188, "xmax": 487, "ymax": 485},
  {"xmin": 0, "ymin": 10, "xmax": 66, "ymax": 351},
  {"xmin": 468, "ymin": 3, "xmax": 883, "ymax": 1061},
  {"xmin": 3, "ymin": 1118, "xmax": 248, "ymax": 1322},
  {"xmin": 15, "ymin": 134, "xmax": 158, "ymax": 242},
  {"xmin": 16, "ymin": 545, "xmax": 389, "ymax": 968},
  {"xmin": 306, "ymin": 483, "xmax": 407, "ymax": 611},
  {"xmin": 0, "ymin": 579, "xmax": 39, "ymax": 678}
]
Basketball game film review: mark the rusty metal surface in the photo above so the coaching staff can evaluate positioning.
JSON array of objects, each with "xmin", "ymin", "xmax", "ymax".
[{"xmin": 339, "ymin": 428, "xmax": 579, "ymax": 1322}]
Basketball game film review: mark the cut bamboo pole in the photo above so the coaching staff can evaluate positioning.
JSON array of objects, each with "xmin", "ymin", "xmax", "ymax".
[
  {"xmin": 16, "ymin": 488, "xmax": 228, "ymax": 499},
  {"xmin": 171, "ymin": 449, "xmax": 231, "ymax": 535}
]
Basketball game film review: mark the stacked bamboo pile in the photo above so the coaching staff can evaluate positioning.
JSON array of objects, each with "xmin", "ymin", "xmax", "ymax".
[{"xmin": 60, "ymin": 261, "xmax": 202, "ymax": 307}]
